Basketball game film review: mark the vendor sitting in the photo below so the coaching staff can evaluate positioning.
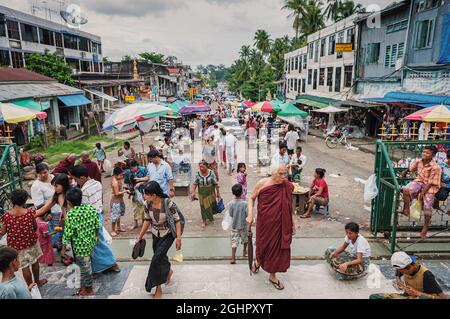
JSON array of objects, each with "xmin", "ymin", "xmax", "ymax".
[
  {"xmin": 325, "ymin": 222, "xmax": 371, "ymax": 281},
  {"xmin": 399, "ymin": 146, "xmax": 442, "ymax": 238},
  {"xmin": 434, "ymin": 150, "xmax": 450, "ymax": 213},
  {"xmin": 288, "ymin": 146, "xmax": 306, "ymax": 182},
  {"xmin": 370, "ymin": 251, "xmax": 447, "ymax": 299}
]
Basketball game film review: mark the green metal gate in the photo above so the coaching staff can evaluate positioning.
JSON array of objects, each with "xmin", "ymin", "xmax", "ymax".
[
  {"xmin": 371, "ymin": 140, "xmax": 450, "ymax": 253},
  {"xmin": 0, "ymin": 144, "xmax": 22, "ymax": 216}
]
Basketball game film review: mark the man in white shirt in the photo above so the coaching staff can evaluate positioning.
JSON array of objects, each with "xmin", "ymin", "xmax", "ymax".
[
  {"xmin": 284, "ymin": 124, "xmax": 300, "ymax": 156},
  {"xmin": 224, "ymin": 131, "xmax": 238, "ymax": 175},
  {"xmin": 289, "ymin": 146, "xmax": 307, "ymax": 180},
  {"xmin": 271, "ymin": 144, "xmax": 290, "ymax": 167}
]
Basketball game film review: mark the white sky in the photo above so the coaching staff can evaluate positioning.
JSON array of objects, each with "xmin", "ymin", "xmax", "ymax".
[{"xmin": 3, "ymin": 0, "xmax": 393, "ymax": 67}]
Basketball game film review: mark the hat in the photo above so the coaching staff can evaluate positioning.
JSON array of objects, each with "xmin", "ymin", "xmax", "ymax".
[
  {"xmin": 147, "ymin": 150, "xmax": 159, "ymax": 158},
  {"xmin": 391, "ymin": 251, "xmax": 417, "ymax": 269}
]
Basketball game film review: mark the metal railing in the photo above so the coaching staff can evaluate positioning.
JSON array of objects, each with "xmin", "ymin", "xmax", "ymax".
[{"xmin": 0, "ymin": 144, "xmax": 22, "ymax": 216}]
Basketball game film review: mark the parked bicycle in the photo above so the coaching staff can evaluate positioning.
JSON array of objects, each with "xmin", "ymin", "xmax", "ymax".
[{"xmin": 325, "ymin": 128, "xmax": 352, "ymax": 149}]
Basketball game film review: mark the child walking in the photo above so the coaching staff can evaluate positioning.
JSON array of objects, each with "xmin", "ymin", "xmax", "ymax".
[
  {"xmin": 0, "ymin": 247, "xmax": 33, "ymax": 299},
  {"xmin": 36, "ymin": 212, "xmax": 62, "ymax": 267},
  {"xmin": 62, "ymin": 188, "xmax": 100, "ymax": 297},
  {"xmin": 92, "ymin": 143, "xmax": 107, "ymax": 173},
  {"xmin": 111, "ymin": 167, "xmax": 130, "ymax": 237},
  {"xmin": 236, "ymin": 163, "xmax": 248, "ymax": 200},
  {"xmin": 229, "ymin": 184, "xmax": 248, "ymax": 264}
]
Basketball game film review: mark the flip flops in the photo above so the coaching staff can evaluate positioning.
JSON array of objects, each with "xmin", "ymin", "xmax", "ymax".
[
  {"xmin": 132, "ymin": 239, "xmax": 146, "ymax": 260},
  {"xmin": 269, "ymin": 279, "xmax": 284, "ymax": 290}
]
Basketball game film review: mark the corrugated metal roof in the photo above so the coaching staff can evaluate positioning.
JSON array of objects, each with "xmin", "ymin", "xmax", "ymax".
[
  {"xmin": 0, "ymin": 68, "xmax": 55, "ymax": 82},
  {"xmin": 0, "ymin": 82, "xmax": 83, "ymax": 101}
]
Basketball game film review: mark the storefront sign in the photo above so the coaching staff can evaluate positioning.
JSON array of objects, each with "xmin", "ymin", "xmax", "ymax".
[
  {"xmin": 125, "ymin": 95, "xmax": 136, "ymax": 102},
  {"xmin": 336, "ymin": 43, "xmax": 353, "ymax": 52}
]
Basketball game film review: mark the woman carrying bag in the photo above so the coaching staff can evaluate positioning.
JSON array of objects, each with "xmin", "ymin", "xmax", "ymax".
[{"xmin": 136, "ymin": 181, "xmax": 183, "ymax": 299}]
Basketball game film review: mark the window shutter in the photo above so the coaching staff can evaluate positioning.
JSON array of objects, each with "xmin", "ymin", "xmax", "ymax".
[
  {"xmin": 385, "ymin": 45, "xmax": 391, "ymax": 68},
  {"xmin": 398, "ymin": 43, "xmax": 405, "ymax": 59},
  {"xmin": 391, "ymin": 44, "xmax": 398, "ymax": 67}
]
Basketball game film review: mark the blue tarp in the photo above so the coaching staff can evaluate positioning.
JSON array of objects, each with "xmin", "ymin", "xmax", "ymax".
[
  {"xmin": 365, "ymin": 91, "xmax": 450, "ymax": 108},
  {"xmin": 57, "ymin": 94, "xmax": 91, "ymax": 107},
  {"xmin": 438, "ymin": 13, "xmax": 450, "ymax": 64}
]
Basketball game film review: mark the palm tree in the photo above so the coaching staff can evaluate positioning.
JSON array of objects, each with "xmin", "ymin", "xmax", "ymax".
[
  {"xmin": 325, "ymin": 0, "xmax": 363, "ymax": 22},
  {"xmin": 301, "ymin": 0, "xmax": 325, "ymax": 36},
  {"xmin": 325, "ymin": 0, "xmax": 342, "ymax": 22},
  {"xmin": 253, "ymin": 29, "xmax": 272, "ymax": 56},
  {"xmin": 282, "ymin": 0, "xmax": 307, "ymax": 41},
  {"xmin": 239, "ymin": 45, "xmax": 251, "ymax": 60}
]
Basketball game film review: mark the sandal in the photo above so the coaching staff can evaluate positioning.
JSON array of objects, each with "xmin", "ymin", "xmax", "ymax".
[
  {"xmin": 300, "ymin": 214, "xmax": 311, "ymax": 219},
  {"xmin": 252, "ymin": 262, "xmax": 260, "ymax": 274},
  {"xmin": 269, "ymin": 278, "xmax": 284, "ymax": 290}
]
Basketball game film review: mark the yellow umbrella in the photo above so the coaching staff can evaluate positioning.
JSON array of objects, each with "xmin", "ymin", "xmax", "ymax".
[
  {"xmin": 0, "ymin": 102, "xmax": 47, "ymax": 124},
  {"xmin": 405, "ymin": 105, "xmax": 450, "ymax": 123}
]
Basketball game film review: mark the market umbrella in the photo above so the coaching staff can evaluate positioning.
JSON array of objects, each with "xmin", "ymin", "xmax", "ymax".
[
  {"xmin": 252, "ymin": 101, "xmax": 275, "ymax": 113},
  {"xmin": 270, "ymin": 99, "xmax": 283, "ymax": 112},
  {"xmin": 404, "ymin": 104, "xmax": 450, "ymax": 122},
  {"xmin": 179, "ymin": 101, "xmax": 211, "ymax": 115},
  {"xmin": 277, "ymin": 102, "xmax": 308, "ymax": 117},
  {"xmin": 312, "ymin": 105, "xmax": 349, "ymax": 114},
  {"xmin": 0, "ymin": 102, "xmax": 47, "ymax": 125}
]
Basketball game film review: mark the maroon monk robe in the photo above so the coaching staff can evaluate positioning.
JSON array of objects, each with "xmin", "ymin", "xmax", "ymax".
[
  {"xmin": 52, "ymin": 158, "xmax": 74, "ymax": 175},
  {"xmin": 256, "ymin": 180, "xmax": 293, "ymax": 273},
  {"xmin": 81, "ymin": 159, "xmax": 102, "ymax": 183}
]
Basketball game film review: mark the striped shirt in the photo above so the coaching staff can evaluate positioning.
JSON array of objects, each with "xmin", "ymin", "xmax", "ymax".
[{"xmin": 81, "ymin": 178, "xmax": 103, "ymax": 213}]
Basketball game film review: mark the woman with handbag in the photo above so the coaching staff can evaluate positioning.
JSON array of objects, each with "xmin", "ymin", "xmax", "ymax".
[
  {"xmin": 191, "ymin": 160, "xmax": 221, "ymax": 228},
  {"xmin": 136, "ymin": 182, "xmax": 183, "ymax": 299}
]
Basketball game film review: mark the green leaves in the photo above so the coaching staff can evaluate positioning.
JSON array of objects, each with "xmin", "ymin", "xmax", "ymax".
[
  {"xmin": 139, "ymin": 52, "xmax": 167, "ymax": 64},
  {"xmin": 25, "ymin": 51, "xmax": 75, "ymax": 86}
]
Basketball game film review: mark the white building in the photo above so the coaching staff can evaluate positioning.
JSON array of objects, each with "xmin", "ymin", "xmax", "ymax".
[{"xmin": 284, "ymin": 46, "xmax": 307, "ymax": 100}]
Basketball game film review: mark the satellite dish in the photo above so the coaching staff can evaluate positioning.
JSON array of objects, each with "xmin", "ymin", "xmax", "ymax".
[{"xmin": 60, "ymin": 4, "xmax": 88, "ymax": 28}]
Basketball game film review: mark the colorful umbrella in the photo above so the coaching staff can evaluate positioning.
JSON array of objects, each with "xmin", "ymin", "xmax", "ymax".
[
  {"xmin": 252, "ymin": 101, "xmax": 275, "ymax": 113},
  {"xmin": 405, "ymin": 105, "xmax": 450, "ymax": 122},
  {"xmin": 102, "ymin": 102, "xmax": 172, "ymax": 131},
  {"xmin": 179, "ymin": 101, "xmax": 211, "ymax": 115},
  {"xmin": 241, "ymin": 100, "xmax": 256, "ymax": 108},
  {"xmin": 0, "ymin": 102, "xmax": 47, "ymax": 125}
]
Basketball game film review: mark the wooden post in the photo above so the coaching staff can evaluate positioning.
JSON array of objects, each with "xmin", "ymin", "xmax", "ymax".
[
  {"xmin": 432, "ymin": 123, "xmax": 438, "ymax": 141},
  {"xmin": 411, "ymin": 122, "xmax": 417, "ymax": 141}
]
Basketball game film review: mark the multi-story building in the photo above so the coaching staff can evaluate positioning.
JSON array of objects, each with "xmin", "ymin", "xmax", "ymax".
[
  {"xmin": 284, "ymin": 46, "xmax": 307, "ymax": 100},
  {"xmin": 0, "ymin": 5, "xmax": 103, "ymax": 73}
]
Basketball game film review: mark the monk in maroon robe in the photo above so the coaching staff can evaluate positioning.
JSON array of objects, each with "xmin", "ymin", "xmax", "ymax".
[
  {"xmin": 80, "ymin": 151, "xmax": 102, "ymax": 182},
  {"xmin": 247, "ymin": 163, "xmax": 296, "ymax": 290},
  {"xmin": 52, "ymin": 154, "xmax": 77, "ymax": 175}
]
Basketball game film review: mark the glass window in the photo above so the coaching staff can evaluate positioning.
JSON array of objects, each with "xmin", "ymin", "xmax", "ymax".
[
  {"xmin": 335, "ymin": 67, "xmax": 341, "ymax": 92},
  {"xmin": 313, "ymin": 69, "xmax": 318, "ymax": 90},
  {"xmin": 302, "ymin": 79, "xmax": 306, "ymax": 93},
  {"xmin": 346, "ymin": 27, "xmax": 355, "ymax": 48},
  {"xmin": 66, "ymin": 58, "xmax": 80, "ymax": 71},
  {"xmin": 385, "ymin": 43, "xmax": 405, "ymax": 68},
  {"xmin": 80, "ymin": 60, "xmax": 91, "ymax": 72},
  {"xmin": 308, "ymin": 42, "xmax": 314, "ymax": 59},
  {"xmin": 328, "ymin": 35, "xmax": 335, "ymax": 55},
  {"xmin": 415, "ymin": 19, "xmax": 435, "ymax": 49},
  {"xmin": 344, "ymin": 66, "xmax": 353, "ymax": 88},
  {"xmin": 11, "ymin": 51, "xmax": 23, "ymax": 68},
  {"xmin": 0, "ymin": 50, "xmax": 10, "ymax": 66},
  {"xmin": 327, "ymin": 67, "xmax": 333, "ymax": 87},
  {"xmin": 303, "ymin": 54, "xmax": 307, "ymax": 69},
  {"xmin": 79, "ymin": 37, "xmax": 90, "ymax": 52},
  {"xmin": 319, "ymin": 68, "xmax": 325, "ymax": 86},
  {"xmin": 64, "ymin": 34, "xmax": 79, "ymax": 50},
  {"xmin": 39, "ymin": 28, "xmax": 54, "ymax": 46},
  {"xmin": 0, "ymin": 20, "xmax": 5, "ymax": 37},
  {"xmin": 365, "ymin": 43, "xmax": 380, "ymax": 64},
  {"xmin": 20, "ymin": 23, "xmax": 39, "ymax": 43},
  {"xmin": 55, "ymin": 33, "xmax": 63, "ymax": 47},
  {"xmin": 314, "ymin": 40, "xmax": 319, "ymax": 62},
  {"xmin": 320, "ymin": 38, "xmax": 326, "ymax": 57},
  {"xmin": 307, "ymin": 69, "xmax": 312, "ymax": 85},
  {"xmin": 386, "ymin": 20, "xmax": 408, "ymax": 33},
  {"xmin": 337, "ymin": 32, "xmax": 344, "ymax": 58},
  {"xmin": 6, "ymin": 20, "xmax": 20, "ymax": 40}
]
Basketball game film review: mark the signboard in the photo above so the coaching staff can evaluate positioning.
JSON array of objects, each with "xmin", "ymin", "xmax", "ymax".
[
  {"xmin": 124, "ymin": 95, "xmax": 136, "ymax": 102},
  {"xmin": 336, "ymin": 43, "xmax": 353, "ymax": 52}
]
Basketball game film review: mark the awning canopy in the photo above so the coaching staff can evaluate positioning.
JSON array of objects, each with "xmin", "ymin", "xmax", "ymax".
[
  {"xmin": 84, "ymin": 88, "xmax": 118, "ymax": 102},
  {"xmin": 312, "ymin": 105, "xmax": 350, "ymax": 114},
  {"xmin": 13, "ymin": 99, "xmax": 50, "ymax": 111},
  {"xmin": 295, "ymin": 95, "xmax": 341, "ymax": 108},
  {"xmin": 365, "ymin": 92, "xmax": 450, "ymax": 108},
  {"xmin": 58, "ymin": 94, "xmax": 91, "ymax": 107}
]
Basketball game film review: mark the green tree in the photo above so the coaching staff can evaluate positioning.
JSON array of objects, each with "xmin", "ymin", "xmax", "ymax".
[
  {"xmin": 139, "ymin": 52, "xmax": 166, "ymax": 64},
  {"xmin": 239, "ymin": 45, "xmax": 251, "ymax": 60},
  {"xmin": 325, "ymin": 0, "xmax": 363, "ymax": 22},
  {"xmin": 282, "ymin": 0, "xmax": 307, "ymax": 41},
  {"xmin": 122, "ymin": 55, "xmax": 132, "ymax": 62},
  {"xmin": 253, "ymin": 29, "xmax": 272, "ymax": 56},
  {"xmin": 102, "ymin": 56, "xmax": 110, "ymax": 63},
  {"xmin": 26, "ymin": 51, "xmax": 75, "ymax": 86},
  {"xmin": 269, "ymin": 36, "xmax": 292, "ymax": 80},
  {"xmin": 300, "ymin": 0, "xmax": 325, "ymax": 36},
  {"xmin": 338, "ymin": 0, "xmax": 363, "ymax": 20}
]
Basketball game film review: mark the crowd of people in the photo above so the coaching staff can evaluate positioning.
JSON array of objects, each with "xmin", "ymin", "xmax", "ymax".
[{"xmin": 0, "ymin": 97, "xmax": 448, "ymax": 300}]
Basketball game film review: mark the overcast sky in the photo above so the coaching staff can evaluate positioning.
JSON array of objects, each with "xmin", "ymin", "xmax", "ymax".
[{"xmin": 4, "ymin": 0, "xmax": 393, "ymax": 68}]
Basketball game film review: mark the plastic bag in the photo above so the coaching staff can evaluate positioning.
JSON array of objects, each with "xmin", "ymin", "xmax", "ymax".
[
  {"xmin": 30, "ymin": 285, "xmax": 42, "ymax": 299},
  {"xmin": 221, "ymin": 210, "xmax": 232, "ymax": 231},
  {"xmin": 173, "ymin": 250, "xmax": 183, "ymax": 263},
  {"xmin": 364, "ymin": 174, "xmax": 379, "ymax": 202},
  {"xmin": 410, "ymin": 196, "xmax": 422, "ymax": 221},
  {"xmin": 103, "ymin": 159, "xmax": 113, "ymax": 176},
  {"xmin": 103, "ymin": 226, "xmax": 113, "ymax": 245}
]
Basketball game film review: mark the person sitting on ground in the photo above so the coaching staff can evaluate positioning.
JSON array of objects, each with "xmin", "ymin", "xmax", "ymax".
[
  {"xmin": 325, "ymin": 222, "xmax": 371, "ymax": 280},
  {"xmin": 229, "ymin": 184, "xmax": 248, "ymax": 265},
  {"xmin": 80, "ymin": 151, "xmax": 102, "ymax": 183},
  {"xmin": 62, "ymin": 188, "xmax": 99, "ymax": 297},
  {"xmin": 118, "ymin": 141, "xmax": 136, "ymax": 161},
  {"xmin": 399, "ymin": 146, "xmax": 442, "ymax": 238},
  {"xmin": 434, "ymin": 149, "xmax": 450, "ymax": 214},
  {"xmin": 271, "ymin": 143, "xmax": 290, "ymax": 167},
  {"xmin": 52, "ymin": 154, "xmax": 78, "ymax": 175},
  {"xmin": 369, "ymin": 251, "xmax": 447, "ymax": 299},
  {"xmin": 301, "ymin": 168, "xmax": 329, "ymax": 218},
  {"xmin": 0, "ymin": 247, "xmax": 33, "ymax": 299}
]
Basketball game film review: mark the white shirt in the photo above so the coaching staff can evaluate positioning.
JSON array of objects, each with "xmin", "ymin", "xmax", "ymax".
[
  {"xmin": 189, "ymin": 121, "xmax": 197, "ymax": 130},
  {"xmin": 211, "ymin": 129, "xmax": 221, "ymax": 144},
  {"xmin": 345, "ymin": 235, "xmax": 371, "ymax": 258},
  {"xmin": 284, "ymin": 131, "xmax": 300, "ymax": 150},
  {"xmin": 290, "ymin": 153, "xmax": 307, "ymax": 170},
  {"xmin": 81, "ymin": 178, "xmax": 103, "ymax": 213},
  {"xmin": 224, "ymin": 134, "xmax": 237, "ymax": 150},
  {"xmin": 30, "ymin": 176, "xmax": 62, "ymax": 215},
  {"xmin": 272, "ymin": 152, "xmax": 290, "ymax": 166}
]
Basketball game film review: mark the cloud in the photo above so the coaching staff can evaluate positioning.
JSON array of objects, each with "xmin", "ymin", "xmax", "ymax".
[{"xmin": 85, "ymin": 0, "xmax": 186, "ymax": 18}]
